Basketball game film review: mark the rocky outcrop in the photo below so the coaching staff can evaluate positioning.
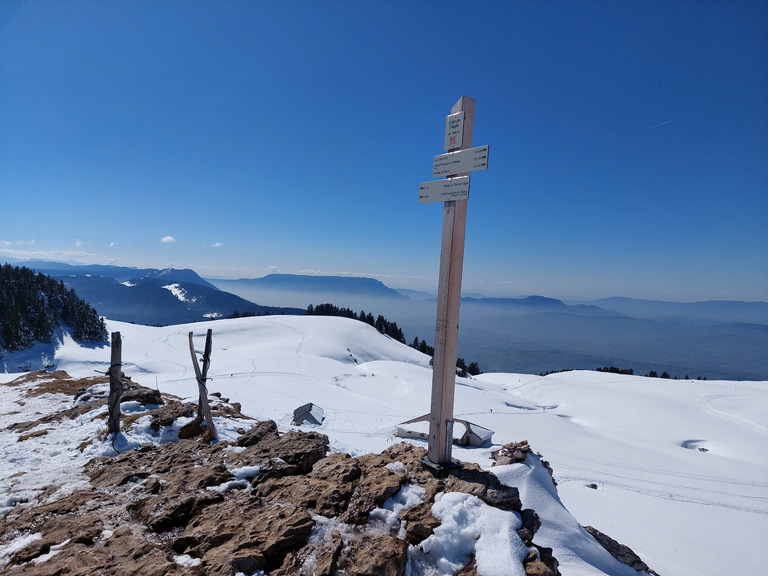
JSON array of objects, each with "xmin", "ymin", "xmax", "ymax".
[
  {"xmin": 1, "ymin": 418, "xmax": 561, "ymax": 576},
  {"xmin": 491, "ymin": 439, "xmax": 556, "ymax": 485},
  {"xmin": 491, "ymin": 439, "xmax": 533, "ymax": 465},
  {"xmin": 584, "ymin": 526, "xmax": 661, "ymax": 576},
  {"xmin": 1, "ymin": 372, "xmax": 663, "ymax": 576}
]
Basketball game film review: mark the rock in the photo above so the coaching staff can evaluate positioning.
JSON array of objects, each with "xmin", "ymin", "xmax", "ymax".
[
  {"xmin": 308, "ymin": 452, "xmax": 363, "ymax": 484},
  {"xmin": 525, "ymin": 557, "xmax": 557, "ymax": 576},
  {"xmin": 337, "ymin": 534, "xmax": 408, "ymax": 576},
  {"xmin": 148, "ymin": 400, "xmax": 195, "ymax": 432},
  {"xmin": 178, "ymin": 418, "xmax": 206, "ymax": 439},
  {"xmin": 178, "ymin": 495, "xmax": 314, "ymax": 575},
  {"xmin": 584, "ymin": 525, "xmax": 658, "ymax": 575},
  {"xmin": 120, "ymin": 383, "xmax": 164, "ymax": 406},
  {"xmin": 1, "ymin": 418, "xmax": 560, "ymax": 576},
  {"xmin": 400, "ymin": 501, "xmax": 440, "ymax": 545},
  {"xmin": 533, "ymin": 544, "xmax": 560, "ymax": 576},
  {"xmin": 444, "ymin": 463, "xmax": 522, "ymax": 512},
  {"xmin": 314, "ymin": 530, "xmax": 344, "ymax": 575},
  {"xmin": 517, "ymin": 508, "xmax": 541, "ymax": 545},
  {"xmin": 457, "ymin": 556, "xmax": 479, "ymax": 575},
  {"xmin": 236, "ymin": 419, "xmax": 279, "ymax": 446},
  {"xmin": 536, "ymin": 453, "xmax": 557, "ymax": 486},
  {"xmin": 491, "ymin": 439, "xmax": 532, "ymax": 466}
]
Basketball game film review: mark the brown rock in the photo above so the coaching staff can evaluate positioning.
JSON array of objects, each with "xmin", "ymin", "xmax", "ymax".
[
  {"xmin": 1, "ymin": 419, "xmax": 561, "ymax": 576},
  {"xmin": 444, "ymin": 463, "xmax": 522, "ymax": 512},
  {"xmin": 525, "ymin": 558, "xmax": 557, "ymax": 576},
  {"xmin": 584, "ymin": 525, "xmax": 658, "ymax": 575},
  {"xmin": 236, "ymin": 419, "xmax": 279, "ymax": 447},
  {"xmin": 337, "ymin": 534, "xmax": 408, "ymax": 576},
  {"xmin": 148, "ymin": 400, "xmax": 195, "ymax": 432},
  {"xmin": 341, "ymin": 464, "xmax": 405, "ymax": 524},
  {"xmin": 308, "ymin": 452, "xmax": 363, "ymax": 484},
  {"xmin": 491, "ymin": 440, "xmax": 532, "ymax": 466},
  {"xmin": 517, "ymin": 508, "xmax": 542, "ymax": 545},
  {"xmin": 120, "ymin": 383, "xmax": 164, "ymax": 406},
  {"xmin": 183, "ymin": 496, "xmax": 314, "ymax": 575},
  {"xmin": 178, "ymin": 418, "xmax": 206, "ymax": 439},
  {"xmin": 237, "ymin": 427, "xmax": 329, "ymax": 474},
  {"xmin": 400, "ymin": 500, "xmax": 440, "ymax": 545},
  {"xmin": 457, "ymin": 555, "xmax": 479, "ymax": 575}
]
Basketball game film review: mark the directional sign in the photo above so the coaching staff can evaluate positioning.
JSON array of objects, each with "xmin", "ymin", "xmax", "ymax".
[
  {"xmin": 444, "ymin": 111, "xmax": 464, "ymax": 150},
  {"xmin": 433, "ymin": 145, "xmax": 489, "ymax": 178},
  {"xmin": 418, "ymin": 176, "xmax": 470, "ymax": 204}
]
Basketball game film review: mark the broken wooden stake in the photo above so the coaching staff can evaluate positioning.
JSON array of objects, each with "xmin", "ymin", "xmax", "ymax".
[
  {"xmin": 188, "ymin": 329, "xmax": 217, "ymax": 440},
  {"xmin": 107, "ymin": 331, "xmax": 122, "ymax": 434}
]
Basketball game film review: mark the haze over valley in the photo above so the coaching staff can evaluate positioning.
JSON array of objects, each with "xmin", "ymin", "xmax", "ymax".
[{"xmin": 7, "ymin": 260, "xmax": 767, "ymax": 382}]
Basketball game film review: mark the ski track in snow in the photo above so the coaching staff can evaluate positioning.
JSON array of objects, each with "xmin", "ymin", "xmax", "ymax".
[{"xmin": 696, "ymin": 393, "xmax": 768, "ymax": 435}]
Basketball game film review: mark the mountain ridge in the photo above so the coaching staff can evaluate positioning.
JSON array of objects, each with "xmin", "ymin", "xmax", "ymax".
[
  {"xmin": 13, "ymin": 260, "xmax": 220, "ymax": 291},
  {"xmin": 210, "ymin": 273, "xmax": 408, "ymax": 300},
  {"xmin": 8, "ymin": 262, "xmax": 302, "ymax": 326}
]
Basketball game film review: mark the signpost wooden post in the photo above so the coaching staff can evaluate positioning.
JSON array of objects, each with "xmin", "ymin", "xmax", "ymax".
[{"xmin": 419, "ymin": 96, "xmax": 488, "ymax": 468}]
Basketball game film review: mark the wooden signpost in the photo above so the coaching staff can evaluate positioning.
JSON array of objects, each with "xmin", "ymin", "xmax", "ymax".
[{"xmin": 419, "ymin": 96, "xmax": 489, "ymax": 468}]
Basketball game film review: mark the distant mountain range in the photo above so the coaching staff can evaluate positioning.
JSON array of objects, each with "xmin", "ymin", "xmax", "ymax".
[
  {"xmin": 459, "ymin": 295, "xmax": 621, "ymax": 317},
  {"xmin": 587, "ymin": 296, "xmax": 768, "ymax": 324},
  {"xmin": 211, "ymin": 273, "xmax": 406, "ymax": 300},
  {"xmin": 14, "ymin": 260, "xmax": 221, "ymax": 290},
  {"xmin": 8, "ymin": 261, "xmax": 767, "ymax": 380},
  {"xmin": 11, "ymin": 261, "xmax": 303, "ymax": 325}
]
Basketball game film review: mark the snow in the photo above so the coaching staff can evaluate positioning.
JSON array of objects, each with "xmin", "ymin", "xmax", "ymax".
[
  {"xmin": 0, "ymin": 533, "xmax": 41, "ymax": 566},
  {"xmin": 369, "ymin": 482, "xmax": 426, "ymax": 537},
  {"xmin": 174, "ymin": 554, "xmax": 202, "ymax": 567},
  {"xmin": 162, "ymin": 282, "xmax": 196, "ymax": 303},
  {"xmin": 406, "ymin": 491, "xmax": 528, "ymax": 576},
  {"xmin": 1, "ymin": 315, "xmax": 767, "ymax": 575}
]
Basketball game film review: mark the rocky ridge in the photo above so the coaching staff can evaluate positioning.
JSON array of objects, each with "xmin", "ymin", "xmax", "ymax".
[
  {"xmin": 0, "ymin": 372, "xmax": 656, "ymax": 575},
  {"xmin": 2, "ymin": 422, "xmax": 558, "ymax": 575}
]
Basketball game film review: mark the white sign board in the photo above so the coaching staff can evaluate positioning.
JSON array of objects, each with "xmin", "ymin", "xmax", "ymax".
[
  {"xmin": 444, "ymin": 111, "xmax": 464, "ymax": 150},
  {"xmin": 433, "ymin": 145, "xmax": 489, "ymax": 178},
  {"xmin": 418, "ymin": 176, "xmax": 470, "ymax": 204}
]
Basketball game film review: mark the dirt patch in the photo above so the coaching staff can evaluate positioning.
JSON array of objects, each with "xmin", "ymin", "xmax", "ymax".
[{"xmin": 6, "ymin": 370, "xmax": 110, "ymax": 398}]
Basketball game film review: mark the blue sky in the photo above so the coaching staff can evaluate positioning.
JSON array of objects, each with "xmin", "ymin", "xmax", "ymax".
[{"xmin": 1, "ymin": 1, "xmax": 766, "ymax": 301}]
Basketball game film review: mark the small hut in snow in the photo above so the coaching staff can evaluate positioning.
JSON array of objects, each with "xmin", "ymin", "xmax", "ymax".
[
  {"xmin": 292, "ymin": 403, "xmax": 324, "ymax": 426},
  {"xmin": 395, "ymin": 414, "xmax": 493, "ymax": 447},
  {"xmin": 453, "ymin": 418, "xmax": 494, "ymax": 447}
]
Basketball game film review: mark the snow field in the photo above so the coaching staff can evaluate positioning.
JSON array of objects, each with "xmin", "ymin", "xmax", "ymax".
[{"xmin": 0, "ymin": 315, "xmax": 766, "ymax": 575}]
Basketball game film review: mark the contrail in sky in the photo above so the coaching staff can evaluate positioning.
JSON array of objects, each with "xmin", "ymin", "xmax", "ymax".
[{"xmin": 647, "ymin": 119, "xmax": 673, "ymax": 130}]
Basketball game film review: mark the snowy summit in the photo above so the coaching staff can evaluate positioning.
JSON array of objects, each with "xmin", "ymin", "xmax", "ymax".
[{"xmin": 1, "ymin": 315, "xmax": 766, "ymax": 575}]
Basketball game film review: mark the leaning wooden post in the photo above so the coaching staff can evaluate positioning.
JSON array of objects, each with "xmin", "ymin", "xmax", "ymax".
[
  {"xmin": 107, "ymin": 331, "xmax": 122, "ymax": 434},
  {"xmin": 188, "ymin": 329, "xmax": 217, "ymax": 440},
  {"xmin": 427, "ymin": 97, "xmax": 474, "ymax": 466},
  {"xmin": 196, "ymin": 329, "xmax": 213, "ymax": 424}
]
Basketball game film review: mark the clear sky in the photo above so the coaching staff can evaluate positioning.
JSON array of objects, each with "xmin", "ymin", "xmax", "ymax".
[{"xmin": 1, "ymin": 1, "xmax": 766, "ymax": 302}]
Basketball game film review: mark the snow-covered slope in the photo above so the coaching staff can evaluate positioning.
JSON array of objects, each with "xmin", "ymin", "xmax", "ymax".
[{"xmin": 2, "ymin": 316, "xmax": 766, "ymax": 575}]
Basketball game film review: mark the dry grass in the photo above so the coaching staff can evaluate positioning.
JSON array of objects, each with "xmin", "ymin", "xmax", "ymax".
[{"xmin": 17, "ymin": 428, "xmax": 49, "ymax": 442}]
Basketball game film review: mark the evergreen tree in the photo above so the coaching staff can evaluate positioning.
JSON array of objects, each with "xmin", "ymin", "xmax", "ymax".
[{"xmin": 0, "ymin": 264, "xmax": 107, "ymax": 356}]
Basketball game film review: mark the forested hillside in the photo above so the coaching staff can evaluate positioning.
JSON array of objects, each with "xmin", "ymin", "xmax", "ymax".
[{"xmin": 0, "ymin": 264, "xmax": 108, "ymax": 356}]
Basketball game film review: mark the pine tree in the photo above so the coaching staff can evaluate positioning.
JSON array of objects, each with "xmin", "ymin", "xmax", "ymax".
[{"xmin": 0, "ymin": 264, "xmax": 107, "ymax": 356}]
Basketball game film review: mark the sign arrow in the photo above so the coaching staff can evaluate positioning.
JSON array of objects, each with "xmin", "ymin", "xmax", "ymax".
[
  {"xmin": 433, "ymin": 145, "xmax": 489, "ymax": 178},
  {"xmin": 418, "ymin": 176, "xmax": 470, "ymax": 204}
]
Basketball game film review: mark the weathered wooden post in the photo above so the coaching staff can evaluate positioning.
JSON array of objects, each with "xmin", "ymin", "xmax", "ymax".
[
  {"xmin": 417, "ymin": 96, "xmax": 489, "ymax": 468},
  {"xmin": 188, "ymin": 329, "xmax": 217, "ymax": 440},
  {"xmin": 107, "ymin": 331, "xmax": 122, "ymax": 434}
]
